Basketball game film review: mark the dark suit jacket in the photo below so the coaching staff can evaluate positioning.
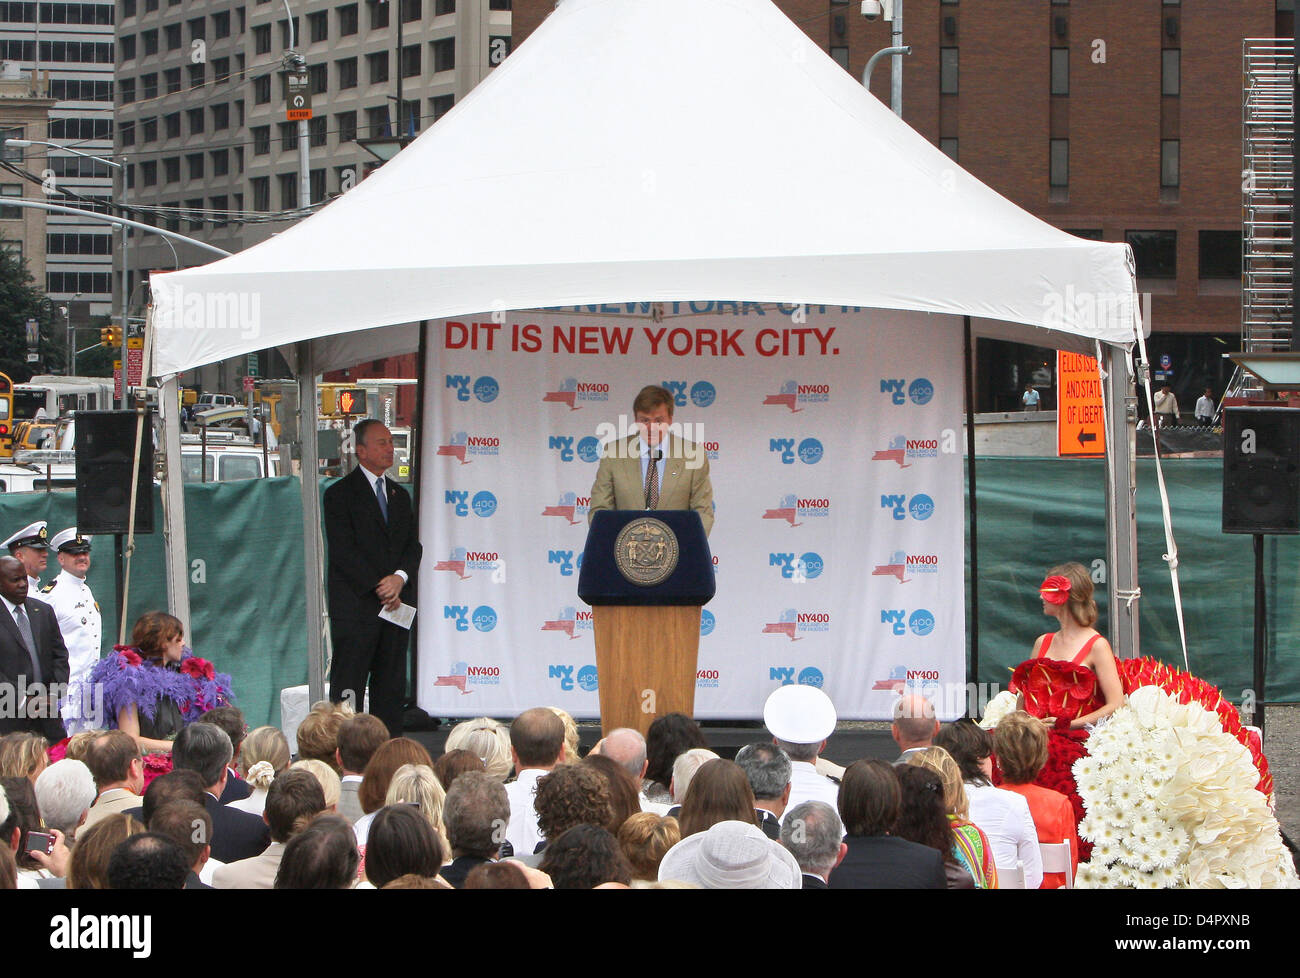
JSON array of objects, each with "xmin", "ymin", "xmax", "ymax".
[
  {"xmin": 755, "ymin": 809, "xmax": 782, "ymax": 840},
  {"xmin": 0, "ymin": 597, "xmax": 69, "ymax": 741},
  {"xmin": 828, "ymin": 835, "xmax": 948, "ymax": 890},
  {"xmin": 441, "ymin": 855, "xmax": 491, "ymax": 889},
  {"xmin": 219, "ymin": 771, "xmax": 252, "ymax": 804},
  {"xmin": 323, "ymin": 466, "xmax": 421, "ymax": 632},
  {"xmin": 203, "ymin": 794, "xmax": 271, "ymax": 864}
]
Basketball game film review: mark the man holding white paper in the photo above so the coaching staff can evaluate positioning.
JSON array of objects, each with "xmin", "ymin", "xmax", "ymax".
[{"xmin": 324, "ymin": 419, "xmax": 422, "ymax": 736}]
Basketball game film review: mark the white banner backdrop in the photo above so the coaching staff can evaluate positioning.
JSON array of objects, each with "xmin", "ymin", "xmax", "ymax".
[{"xmin": 417, "ymin": 307, "xmax": 965, "ymax": 721}]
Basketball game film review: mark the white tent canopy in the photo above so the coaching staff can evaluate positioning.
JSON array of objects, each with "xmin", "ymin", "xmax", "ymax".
[{"xmin": 150, "ymin": 0, "xmax": 1137, "ymax": 376}]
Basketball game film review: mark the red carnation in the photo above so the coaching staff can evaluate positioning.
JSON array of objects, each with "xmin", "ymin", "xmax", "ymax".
[
  {"xmin": 181, "ymin": 657, "xmax": 216, "ymax": 681},
  {"xmin": 119, "ymin": 649, "xmax": 142, "ymax": 667}
]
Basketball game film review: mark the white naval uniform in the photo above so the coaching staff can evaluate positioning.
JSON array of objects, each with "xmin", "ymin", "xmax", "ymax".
[
  {"xmin": 27, "ymin": 576, "xmax": 43, "ymax": 601},
  {"xmin": 42, "ymin": 570, "xmax": 102, "ymax": 733}
]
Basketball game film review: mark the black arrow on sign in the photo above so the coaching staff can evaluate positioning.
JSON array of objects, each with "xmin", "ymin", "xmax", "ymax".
[{"xmin": 1077, "ymin": 428, "xmax": 1097, "ymax": 447}]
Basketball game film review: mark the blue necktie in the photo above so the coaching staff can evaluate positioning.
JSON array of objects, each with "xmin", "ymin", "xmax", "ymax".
[{"xmin": 375, "ymin": 475, "xmax": 388, "ymax": 523}]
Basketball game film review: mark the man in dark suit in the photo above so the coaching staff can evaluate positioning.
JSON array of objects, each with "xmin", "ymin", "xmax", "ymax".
[
  {"xmin": 172, "ymin": 723, "xmax": 270, "ymax": 864},
  {"xmin": 780, "ymin": 801, "xmax": 846, "ymax": 889},
  {"xmin": 0, "ymin": 555, "xmax": 68, "ymax": 742},
  {"xmin": 736, "ymin": 743, "xmax": 793, "ymax": 840},
  {"xmin": 324, "ymin": 419, "xmax": 421, "ymax": 736}
]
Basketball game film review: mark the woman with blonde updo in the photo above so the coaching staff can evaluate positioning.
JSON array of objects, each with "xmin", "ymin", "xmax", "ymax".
[
  {"xmin": 229, "ymin": 726, "xmax": 291, "ymax": 816},
  {"xmin": 442, "ymin": 718, "xmax": 512, "ymax": 781}
]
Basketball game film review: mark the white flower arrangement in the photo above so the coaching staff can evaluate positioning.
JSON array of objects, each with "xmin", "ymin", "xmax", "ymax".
[
  {"xmin": 1073, "ymin": 685, "xmax": 1297, "ymax": 889},
  {"xmin": 978, "ymin": 690, "xmax": 1019, "ymax": 730}
]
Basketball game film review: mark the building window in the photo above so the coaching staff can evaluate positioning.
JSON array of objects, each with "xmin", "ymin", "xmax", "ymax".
[
  {"xmin": 165, "ymin": 112, "xmax": 180, "ymax": 138},
  {"xmin": 187, "ymin": 107, "xmax": 205, "ymax": 134},
  {"xmin": 120, "ymin": 121, "xmax": 135, "ymax": 146},
  {"xmin": 1049, "ymin": 138, "xmax": 1068, "ymax": 186},
  {"xmin": 141, "ymin": 72, "xmax": 157, "ymax": 98},
  {"xmin": 0, "ymin": 184, "xmax": 23, "ymax": 220},
  {"xmin": 120, "ymin": 34, "xmax": 136, "ymax": 60},
  {"xmin": 430, "ymin": 93, "xmax": 453, "ymax": 121},
  {"xmin": 252, "ymin": 176, "xmax": 270, "ymax": 211},
  {"xmin": 141, "ymin": 160, "xmax": 157, "ymax": 186},
  {"xmin": 255, "ymin": 75, "xmax": 271, "ymax": 104},
  {"xmin": 185, "ymin": 197, "xmax": 204, "ymax": 230},
  {"xmin": 310, "ymin": 167, "xmax": 326, "ymax": 203},
  {"xmin": 187, "ymin": 152, "xmax": 204, "ymax": 180},
  {"xmin": 337, "ymin": 57, "xmax": 358, "ymax": 89},
  {"xmin": 118, "ymin": 77, "xmax": 135, "ymax": 104},
  {"xmin": 210, "ymin": 194, "xmax": 228, "ymax": 227},
  {"xmin": 188, "ymin": 16, "xmax": 205, "ymax": 40},
  {"xmin": 188, "ymin": 62, "xmax": 205, "ymax": 87},
  {"xmin": 367, "ymin": 50, "xmax": 389, "ymax": 84},
  {"xmin": 165, "ymin": 22, "xmax": 180, "ymax": 49},
  {"xmin": 213, "ymin": 56, "xmax": 230, "ymax": 84},
  {"xmin": 235, "ymin": 147, "xmax": 244, "ymax": 174},
  {"xmin": 165, "ymin": 67, "xmax": 181, "ymax": 93},
  {"xmin": 164, "ymin": 157, "xmax": 180, "ymax": 183},
  {"xmin": 829, "ymin": 46, "xmax": 848, "ymax": 71},
  {"xmin": 304, "ymin": 63, "xmax": 325, "ymax": 95},
  {"xmin": 309, "ymin": 115, "xmax": 327, "ymax": 147},
  {"xmin": 309, "ymin": 9, "xmax": 328, "ymax": 41},
  {"xmin": 368, "ymin": 0, "xmax": 388, "ymax": 28},
  {"xmin": 254, "ymin": 23, "xmax": 271, "ymax": 54},
  {"xmin": 1162, "ymin": 49, "xmax": 1180, "ymax": 96},
  {"xmin": 401, "ymin": 43, "xmax": 420, "ymax": 78},
  {"xmin": 1126, "ymin": 230, "xmax": 1177, "ymax": 279},
  {"xmin": 336, "ymin": 111, "xmax": 357, "ymax": 142},
  {"xmin": 1066, "ymin": 228, "xmax": 1104, "ymax": 240},
  {"xmin": 142, "ymin": 28, "xmax": 158, "ymax": 55},
  {"xmin": 436, "ymin": 0, "xmax": 454, "ymax": 13},
  {"xmin": 142, "ymin": 116, "xmax": 158, "ymax": 142},
  {"xmin": 279, "ymin": 172, "xmax": 298, "ymax": 209},
  {"xmin": 279, "ymin": 121, "xmax": 298, "ymax": 151},
  {"xmin": 488, "ymin": 0, "xmax": 509, "ymax": 8},
  {"xmin": 279, "ymin": 16, "xmax": 299, "ymax": 48},
  {"xmin": 940, "ymin": 137, "xmax": 958, "ymax": 161},
  {"xmin": 122, "ymin": 0, "xmax": 137, "ymax": 17},
  {"xmin": 211, "ymin": 103, "xmax": 229, "ymax": 129},
  {"xmin": 213, "ymin": 10, "xmax": 230, "ymax": 37},
  {"xmin": 432, "ymin": 37, "xmax": 454, "ymax": 72},
  {"xmin": 338, "ymin": 3, "xmax": 358, "ymax": 35},
  {"xmin": 1198, "ymin": 230, "xmax": 1241, "ymax": 280},
  {"xmin": 1050, "ymin": 47, "xmax": 1068, "ymax": 95},
  {"xmin": 367, "ymin": 104, "xmax": 390, "ymax": 138},
  {"xmin": 940, "ymin": 47, "xmax": 958, "ymax": 94},
  {"xmin": 253, "ymin": 125, "xmax": 271, "ymax": 155},
  {"xmin": 1160, "ymin": 139, "xmax": 1179, "ymax": 187},
  {"xmin": 402, "ymin": 0, "xmax": 421, "ymax": 21},
  {"xmin": 211, "ymin": 149, "xmax": 229, "ymax": 176}
]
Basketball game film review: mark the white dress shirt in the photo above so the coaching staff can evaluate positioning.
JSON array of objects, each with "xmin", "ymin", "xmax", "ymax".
[
  {"xmin": 781, "ymin": 760, "xmax": 840, "ymax": 823},
  {"xmin": 965, "ymin": 781, "xmax": 1043, "ymax": 889},
  {"xmin": 504, "ymin": 768, "xmax": 548, "ymax": 856}
]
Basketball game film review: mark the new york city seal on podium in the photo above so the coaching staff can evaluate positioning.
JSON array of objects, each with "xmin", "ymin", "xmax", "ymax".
[{"xmin": 613, "ymin": 517, "xmax": 679, "ymax": 586}]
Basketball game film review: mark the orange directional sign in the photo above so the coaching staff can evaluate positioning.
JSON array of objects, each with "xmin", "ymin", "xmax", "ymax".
[{"xmin": 1057, "ymin": 350, "xmax": 1106, "ymax": 457}]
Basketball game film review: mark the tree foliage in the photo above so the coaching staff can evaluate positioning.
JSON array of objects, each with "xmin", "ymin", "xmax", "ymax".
[{"xmin": 0, "ymin": 245, "xmax": 66, "ymax": 381}]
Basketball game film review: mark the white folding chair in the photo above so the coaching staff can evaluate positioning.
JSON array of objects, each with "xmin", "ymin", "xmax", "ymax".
[
  {"xmin": 997, "ymin": 861, "xmax": 1025, "ymax": 889},
  {"xmin": 1039, "ymin": 839, "xmax": 1074, "ymax": 889}
]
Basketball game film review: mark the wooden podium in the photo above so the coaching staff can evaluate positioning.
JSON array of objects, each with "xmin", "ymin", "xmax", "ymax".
[{"xmin": 578, "ymin": 511, "xmax": 715, "ymax": 738}]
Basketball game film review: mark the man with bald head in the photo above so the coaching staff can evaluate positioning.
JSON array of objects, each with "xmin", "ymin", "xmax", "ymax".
[
  {"xmin": 503, "ymin": 707, "xmax": 567, "ymax": 858},
  {"xmin": 0, "ymin": 555, "xmax": 68, "ymax": 741},
  {"xmin": 595, "ymin": 727, "xmax": 672, "ymax": 815},
  {"xmin": 891, "ymin": 693, "xmax": 938, "ymax": 764}
]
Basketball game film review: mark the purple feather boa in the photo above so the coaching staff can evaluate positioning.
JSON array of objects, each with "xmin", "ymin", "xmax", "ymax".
[{"xmin": 83, "ymin": 645, "xmax": 236, "ymax": 729}]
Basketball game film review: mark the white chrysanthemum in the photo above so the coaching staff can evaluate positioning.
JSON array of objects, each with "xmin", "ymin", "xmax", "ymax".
[{"xmin": 978, "ymin": 691, "xmax": 1018, "ymax": 730}]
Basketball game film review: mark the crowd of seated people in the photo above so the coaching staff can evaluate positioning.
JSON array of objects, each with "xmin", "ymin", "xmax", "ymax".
[{"xmin": 0, "ymin": 687, "xmax": 1078, "ymax": 889}]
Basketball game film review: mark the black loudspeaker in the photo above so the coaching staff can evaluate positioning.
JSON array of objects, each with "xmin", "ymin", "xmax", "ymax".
[
  {"xmin": 1222, "ymin": 407, "xmax": 1300, "ymax": 534},
  {"xmin": 75, "ymin": 410, "xmax": 154, "ymax": 534}
]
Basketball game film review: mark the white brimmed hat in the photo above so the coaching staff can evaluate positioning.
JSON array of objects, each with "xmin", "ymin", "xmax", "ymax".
[
  {"xmin": 2, "ymin": 521, "xmax": 47, "ymax": 551},
  {"xmin": 658, "ymin": 820, "xmax": 802, "ymax": 889},
  {"xmin": 50, "ymin": 528, "xmax": 92, "ymax": 554},
  {"xmin": 763, "ymin": 683, "xmax": 837, "ymax": 744}
]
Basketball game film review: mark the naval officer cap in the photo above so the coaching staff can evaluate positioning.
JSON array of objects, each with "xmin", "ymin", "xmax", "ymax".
[
  {"xmin": 50, "ymin": 528, "xmax": 92, "ymax": 554},
  {"xmin": 763, "ymin": 683, "xmax": 837, "ymax": 745},
  {"xmin": 2, "ymin": 521, "xmax": 48, "ymax": 552}
]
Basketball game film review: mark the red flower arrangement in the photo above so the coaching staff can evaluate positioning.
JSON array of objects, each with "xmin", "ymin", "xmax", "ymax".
[
  {"xmin": 180, "ymin": 657, "xmax": 216, "ymax": 681},
  {"xmin": 1116, "ymin": 657, "xmax": 1273, "ymax": 798},
  {"xmin": 1010, "ymin": 658, "xmax": 1106, "ymax": 722},
  {"xmin": 112, "ymin": 645, "xmax": 143, "ymax": 667}
]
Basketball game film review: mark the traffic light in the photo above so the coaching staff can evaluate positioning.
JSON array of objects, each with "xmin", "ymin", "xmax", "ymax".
[
  {"xmin": 336, "ymin": 388, "xmax": 366, "ymax": 415},
  {"xmin": 100, "ymin": 326, "xmax": 122, "ymax": 347}
]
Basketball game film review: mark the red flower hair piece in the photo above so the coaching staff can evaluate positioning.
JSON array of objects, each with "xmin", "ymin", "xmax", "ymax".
[
  {"xmin": 180, "ymin": 657, "xmax": 216, "ymax": 681},
  {"xmin": 112, "ymin": 645, "xmax": 143, "ymax": 667},
  {"xmin": 1039, "ymin": 575, "xmax": 1072, "ymax": 605}
]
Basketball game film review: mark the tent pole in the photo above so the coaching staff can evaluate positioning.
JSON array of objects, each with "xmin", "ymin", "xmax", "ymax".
[
  {"xmin": 408, "ymin": 321, "xmax": 428, "ymax": 715},
  {"xmin": 1104, "ymin": 344, "xmax": 1140, "ymax": 659},
  {"xmin": 298, "ymin": 341, "xmax": 327, "ymax": 704},
  {"xmin": 963, "ymin": 316, "xmax": 978, "ymax": 708},
  {"xmin": 158, "ymin": 373, "xmax": 192, "ymax": 635}
]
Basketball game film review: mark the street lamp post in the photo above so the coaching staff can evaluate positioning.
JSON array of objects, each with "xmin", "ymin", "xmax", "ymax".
[{"xmin": 5, "ymin": 137, "xmax": 128, "ymax": 401}]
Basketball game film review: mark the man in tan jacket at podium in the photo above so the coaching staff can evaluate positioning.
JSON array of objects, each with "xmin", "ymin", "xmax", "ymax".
[{"xmin": 588, "ymin": 385, "xmax": 714, "ymax": 536}]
